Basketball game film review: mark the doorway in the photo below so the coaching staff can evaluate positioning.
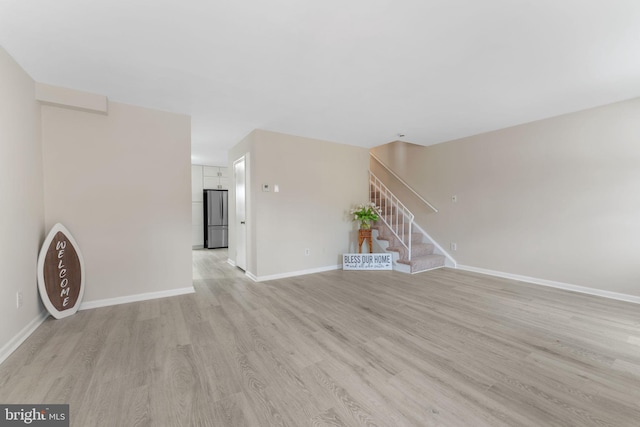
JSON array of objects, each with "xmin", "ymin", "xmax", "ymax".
[{"xmin": 233, "ymin": 155, "xmax": 247, "ymax": 271}]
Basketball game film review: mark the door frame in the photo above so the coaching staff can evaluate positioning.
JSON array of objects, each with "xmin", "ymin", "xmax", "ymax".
[{"xmin": 233, "ymin": 154, "xmax": 248, "ymax": 272}]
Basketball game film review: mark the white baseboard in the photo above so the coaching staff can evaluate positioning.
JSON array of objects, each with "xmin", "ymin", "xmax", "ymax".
[
  {"xmin": 457, "ymin": 264, "xmax": 640, "ymax": 305},
  {"xmin": 79, "ymin": 286, "xmax": 195, "ymax": 310},
  {"xmin": 245, "ymin": 271, "xmax": 258, "ymax": 281},
  {"xmin": 0, "ymin": 310, "xmax": 48, "ymax": 366},
  {"xmin": 249, "ymin": 265, "xmax": 341, "ymax": 282},
  {"xmin": 227, "ymin": 258, "xmax": 236, "ymax": 267},
  {"xmin": 411, "ymin": 265, "xmax": 446, "ymax": 275}
]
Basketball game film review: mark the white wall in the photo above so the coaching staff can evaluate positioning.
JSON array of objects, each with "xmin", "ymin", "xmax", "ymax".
[
  {"xmin": 192, "ymin": 165, "xmax": 205, "ymax": 248},
  {"xmin": 41, "ymin": 100, "xmax": 193, "ymax": 303},
  {"xmin": 0, "ymin": 47, "xmax": 45, "ymax": 361},
  {"xmin": 229, "ymin": 130, "xmax": 369, "ymax": 279},
  {"xmin": 372, "ymin": 97, "xmax": 640, "ymax": 297}
]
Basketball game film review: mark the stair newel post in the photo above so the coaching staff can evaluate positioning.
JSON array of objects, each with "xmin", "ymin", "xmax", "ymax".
[
  {"xmin": 375, "ymin": 179, "xmax": 379, "ymax": 207},
  {"xmin": 400, "ymin": 212, "xmax": 404, "ymax": 250},
  {"xmin": 408, "ymin": 220, "xmax": 412, "ymax": 261},
  {"xmin": 385, "ymin": 189, "xmax": 389, "ymax": 222},
  {"xmin": 404, "ymin": 217, "xmax": 407, "ymax": 257},
  {"xmin": 402, "ymin": 215, "xmax": 405, "ymax": 258},
  {"xmin": 394, "ymin": 199, "xmax": 399, "ymax": 236}
]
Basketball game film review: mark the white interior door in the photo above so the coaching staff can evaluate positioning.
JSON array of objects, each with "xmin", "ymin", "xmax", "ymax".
[{"xmin": 234, "ymin": 156, "xmax": 247, "ymax": 271}]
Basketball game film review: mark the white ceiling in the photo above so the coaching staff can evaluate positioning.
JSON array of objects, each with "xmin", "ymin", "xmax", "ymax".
[{"xmin": 2, "ymin": 0, "xmax": 640, "ymax": 165}]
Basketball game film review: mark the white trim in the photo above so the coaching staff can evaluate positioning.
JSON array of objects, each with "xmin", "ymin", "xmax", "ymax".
[
  {"xmin": 79, "ymin": 286, "xmax": 195, "ymax": 310},
  {"xmin": 0, "ymin": 311, "xmax": 48, "ymax": 366},
  {"xmin": 245, "ymin": 271, "xmax": 258, "ymax": 282},
  {"xmin": 410, "ymin": 265, "xmax": 445, "ymax": 275},
  {"xmin": 457, "ymin": 265, "xmax": 640, "ymax": 305},
  {"xmin": 252, "ymin": 265, "xmax": 341, "ymax": 282},
  {"xmin": 227, "ymin": 258, "xmax": 236, "ymax": 267}
]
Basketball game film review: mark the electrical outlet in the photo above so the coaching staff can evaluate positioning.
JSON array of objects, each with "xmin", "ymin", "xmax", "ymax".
[
  {"xmin": 450, "ymin": 242, "xmax": 457, "ymax": 251},
  {"xmin": 16, "ymin": 291, "xmax": 23, "ymax": 309},
  {"xmin": 304, "ymin": 248, "xmax": 310, "ymax": 256},
  {"xmin": 451, "ymin": 195, "xmax": 458, "ymax": 203}
]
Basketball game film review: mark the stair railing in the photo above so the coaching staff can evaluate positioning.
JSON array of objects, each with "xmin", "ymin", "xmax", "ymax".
[
  {"xmin": 370, "ymin": 152, "xmax": 438, "ymax": 213},
  {"xmin": 370, "ymin": 171, "xmax": 414, "ymax": 261}
]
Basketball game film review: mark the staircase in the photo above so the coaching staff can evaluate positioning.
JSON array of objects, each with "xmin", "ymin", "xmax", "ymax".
[{"xmin": 369, "ymin": 173, "xmax": 446, "ymax": 274}]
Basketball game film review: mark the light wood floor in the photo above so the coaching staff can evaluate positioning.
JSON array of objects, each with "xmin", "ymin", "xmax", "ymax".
[{"xmin": 1, "ymin": 250, "xmax": 640, "ymax": 426}]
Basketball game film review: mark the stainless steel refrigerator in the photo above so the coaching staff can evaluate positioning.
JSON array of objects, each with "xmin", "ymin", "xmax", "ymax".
[{"xmin": 204, "ymin": 189, "xmax": 228, "ymax": 249}]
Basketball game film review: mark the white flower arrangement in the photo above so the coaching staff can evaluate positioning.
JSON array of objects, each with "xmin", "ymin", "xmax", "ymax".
[{"xmin": 349, "ymin": 202, "xmax": 379, "ymax": 229}]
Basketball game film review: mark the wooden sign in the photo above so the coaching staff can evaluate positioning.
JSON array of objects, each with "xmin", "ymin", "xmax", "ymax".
[
  {"xmin": 343, "ymin": 253, "xmax": 392, "ymax": 270},
  {"xmin": 37, "ymin": 223, "xmax": 85, "ymax": 319}
]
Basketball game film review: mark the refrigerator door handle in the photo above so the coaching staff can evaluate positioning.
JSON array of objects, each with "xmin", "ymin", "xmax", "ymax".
[
  {"xmin": 207, "ymin": 191, "xmax": 214, "ymax": 225},
  {"xmin": 222, "ymin": 191, "xmax": 228, "ymax": 226},
  {"xmin": 220, "ymin": 192, "xmax": 224, "ymax": 225}
]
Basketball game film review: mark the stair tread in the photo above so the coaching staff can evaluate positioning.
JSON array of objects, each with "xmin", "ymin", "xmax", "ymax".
[
  {"xmin": 386, "ymin": 244, "xmax": 433, "ymax": 251},
  {"xmin": 387, "ymin": 242, "xmax": 434, "ymax": 255},
  {"xmin": 397, "ymin": 254, "xmax": 446, "ymax": 273}
]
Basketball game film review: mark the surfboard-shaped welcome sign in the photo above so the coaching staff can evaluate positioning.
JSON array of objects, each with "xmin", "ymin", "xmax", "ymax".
[{"xmin": 37, "ymin": 223, "xmax": 85, "ymax": 319}]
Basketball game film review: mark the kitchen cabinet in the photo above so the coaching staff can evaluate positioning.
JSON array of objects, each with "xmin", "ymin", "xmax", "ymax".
[{"xmin": 203, "ymin": 166, "xmax": 229, "ymax": 189}]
